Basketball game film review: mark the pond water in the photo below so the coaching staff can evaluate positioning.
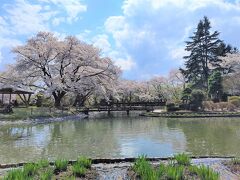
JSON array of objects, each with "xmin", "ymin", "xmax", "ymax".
[{"xmin": 0, "ymin": 114, "xmax": 240, "ymax": 164}]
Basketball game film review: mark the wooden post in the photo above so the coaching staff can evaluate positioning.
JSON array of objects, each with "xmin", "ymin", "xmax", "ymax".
[
  {"xmin": 9, "ymin": 93, "xmax": 12, "ymax": 104},
  {"xmin": 127, "ymin": 109, "xmax": 130, "ymax": 116}
]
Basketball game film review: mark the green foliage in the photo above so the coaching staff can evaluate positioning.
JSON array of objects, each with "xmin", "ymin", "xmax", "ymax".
[
  {"xmin": 189, "ymin": 165, "xmax": 219, "ymax": 180},
  {"xmin": 132, "ymin": 154, "xmax": 219, "ymax": 180},
  {"xmin": 181, "ymin": 87, "xmax": 192, "ymax": 102},
  {"xmin": 77, "ymin": 156, "xmax": 92, "ymax": 169},
  {"xmin": 208, "ymin": 71, "xmax": 223, "ymax": 102},
  {"xmin": 174, "ymin": 153, "xmax": 191, "ymax": 166},
  {"xmin": 165, "ymin": 165, "xmax": 184, "ymax": 180},
  {"xmin": 181, "ymin": 16, "xmax": 223, "ymax": 89},
  {"xmin": 64, "ymin": 176, "xmax": 76, "ymax": 180},
  {"xmin": 166, "ymin": 103, "xmax": 179, "ymax": 112},
  {"xmin": 133, "ymin": 155, "xmax": 158, "ymax": 180},
  {"xmin": 228, "ymin": 96, "xmax": 240, "ymax": 107},
  {"xmin": 39, "ymin": 169, "xmax": 54, "ymax": 180},
  {"xmin": 54, "ymin": 159, "xmax": 68, "ymax": 172},
  {"xmin": 190, "ymin": 89, "xmax": 205, "ymax": 111},
  {"xmin": 35, "ymin": 93, "xmax": 54, "ymax": 107},
  {"xmin": 37, "ymin": 159, "xmax": 49, "ymax": 168},
  {"xmin": 23, "ymin": 163, "xmax": 38, "ymax": 176},
  {"xmin": 72, "ymin": 163, "xmax": 87, "ymax": 177},
  {"xmin": 3, "ymin": 169, "xmax": 29, "ymax": 180}
]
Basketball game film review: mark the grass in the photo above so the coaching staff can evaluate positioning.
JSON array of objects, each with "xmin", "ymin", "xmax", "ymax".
[
  {"xmin": 77, "ymin": 156, "xmax": 92, "ymax": 169},
  {"xmin": 3, "ymin": 169, "xmax": 29, "ymax": 180},
  {"xmin": 72, "ymin": 163, "xmax": 87, "ymax": 177},
  {"xmin": 174, "ymin": 153, "xmax": 191, "ymax": 166},
  {"xmin": 23, "ymin": 163, "xmax": 38, "ymax": 176},
  {"xmin": 54, "ymin": 159, "xmax": 68, "ymax": 172},
  {"xmin": 165, "ymin": 165, "xmax": 184, "ymax": 180},
  {"xmin": 0, "ymin": 107, "xmax": 72, "ymax": 121},
  {"xmin": 189, "ymin": 165, "xmax": 219, "ymax": 180},
  {"xmin": 132, "ymin": 154, "xmax": 220, "ymax": 180},
  {"xmin": 39, "ymin": 169, "xmax": 54, "ymax": 180},
  {"xmin": 37, "ymin": 159, "xmax": 49, "ymax": 168},
  {"xmin": 2, "ymin": 156, "xmax": 93, "ymax": 180}
]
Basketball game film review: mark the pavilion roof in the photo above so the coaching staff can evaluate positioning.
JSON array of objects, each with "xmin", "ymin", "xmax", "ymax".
[{"xmin": 0, "ymin": 85, "xmax": 34, "ymax": 94}]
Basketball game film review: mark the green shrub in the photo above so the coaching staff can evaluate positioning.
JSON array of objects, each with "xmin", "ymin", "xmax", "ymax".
[
  {"xmin": 72, "ymin": 163, "xmax": 87, "ymax": 177},
  {"xmin": 77, "ymin": 156, "xmax": 92, "ymax": 169},
  {"xmin": 37, "ymin": 159, "xmax": 49, "ymax": 168},
  {"xmin": 166, "ymin": 103, "xmax": 180, "ymax": 112},
  {"xmin": 174, "ymin": 153, "xmax": 191, "ymax": 166},
  {"xmin": 39, "ymin": 169, "xmax": 54, "ymax": 180},
  {"xmin": 4, "ymin": 169, "xmax": 29, "ymax": 180},
  {"xmin": 54, "ymin": 159, "xmax": 68, "ymax": 172},
  {"xmin": 228, "ymin": 96, "xmax": 240, "ymax": 107},
  {"xmin": 23, "ymin": 163, "xmax": 38, "ymax": 176},
  {"xmin": 190, "ymin": 89, "xmax": 205, "ymax": 111}
]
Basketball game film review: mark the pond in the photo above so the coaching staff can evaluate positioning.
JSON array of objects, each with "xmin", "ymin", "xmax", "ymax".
[{"xmin": 0, "ymin": 115, "xmax": 240, "ymax": 164}]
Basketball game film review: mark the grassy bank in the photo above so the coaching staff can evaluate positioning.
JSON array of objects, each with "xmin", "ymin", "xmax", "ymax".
[
  {"xmin": 141, "ymin": 111, "xmax": 240, "ymax": 118},
  {"xmin": 0, "ymin": 107, "xmax": 74, "ymax": 121}
]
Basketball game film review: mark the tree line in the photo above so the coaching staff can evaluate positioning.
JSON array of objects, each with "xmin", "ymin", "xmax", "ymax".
[{"xmin": 0, "ymin": 17, "xmax": 240, "ymax": 110}]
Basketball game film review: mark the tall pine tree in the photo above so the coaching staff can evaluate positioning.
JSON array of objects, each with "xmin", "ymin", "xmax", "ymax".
[{"xmin": 181, "ymin": 16, "xmax": 222, "ymax": 91}]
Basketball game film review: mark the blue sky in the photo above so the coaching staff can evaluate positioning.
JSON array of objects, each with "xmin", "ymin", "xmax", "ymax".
[{"xmin": 1, "ymin": 0, "xmax": 240, "ymax": 80}]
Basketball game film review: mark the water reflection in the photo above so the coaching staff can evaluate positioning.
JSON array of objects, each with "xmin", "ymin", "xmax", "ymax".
[{"xmin": 0, "ymin": 116, "xmax": 240, "ymax": 163}]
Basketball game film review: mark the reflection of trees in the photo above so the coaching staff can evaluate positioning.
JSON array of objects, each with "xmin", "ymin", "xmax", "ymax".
[
  {"xmin": 171, "ymin": 118, "xmax": 240, "ymax": 156},
  {"xmin": 0, "ymin": 125, "xmax": 45, "ymax": 164},
  {"xmin": 44, "ymin": 119, "xmax": 120, "ymax": 160},
  {"xmin": 2, "ymin": 116, "xmax": 239, "ymax": 164}
]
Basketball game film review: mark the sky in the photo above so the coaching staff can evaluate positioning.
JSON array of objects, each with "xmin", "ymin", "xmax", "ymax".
[{"xmin": 1, "ymin": 0, "xmax": 240, "ymax": 80}]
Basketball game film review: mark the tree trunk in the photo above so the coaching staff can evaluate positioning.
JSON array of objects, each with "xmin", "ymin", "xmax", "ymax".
[
  {"xmin": 52, "ymin": 91, "xmax": 66, "ymax": 108},
  {"xmin": 73, "ymin": 94, "xmax": 87, "ymax": 107}
]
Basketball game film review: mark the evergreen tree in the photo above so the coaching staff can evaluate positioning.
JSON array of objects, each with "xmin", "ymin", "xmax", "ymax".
[
  {"xmin": 181, "ymin": 16, "xmax": 222, "ymax": 90},
  {"xmin": 208, "ymin": 71, "xmax": 223, "ymax": 102}
]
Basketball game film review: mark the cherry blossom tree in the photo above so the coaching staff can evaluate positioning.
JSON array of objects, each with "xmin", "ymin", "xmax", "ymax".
[
  {"xmin": 220, "ymin": 53, "xmax": 240, "ymax": 95},
  {"xmin": 8, "ymin": 32, "xmax": 120, "ymax": 107}
]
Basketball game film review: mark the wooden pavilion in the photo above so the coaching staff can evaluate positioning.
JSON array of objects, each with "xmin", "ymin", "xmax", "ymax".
[{"xmin": 0, "ymin": 86, "xmax": 34, "ymax": 106}]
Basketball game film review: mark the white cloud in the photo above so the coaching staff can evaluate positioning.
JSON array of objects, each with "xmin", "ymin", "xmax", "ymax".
[
  {"xmin": 91, "ymin": 34, "xmax": 136, "ymax": 71},
  {"xmin": 39, "ymin": 0, "xmax": 87, "ymax": 23},
  {"xmin": 105, "ymin": 16, "xmax": 126, "ymax": 33},
  {"xmin": 114, "ymin": 57, "xmax": 136, "ymax": 71},
  {"xmin": 3, "ymin": 0, "xmax": 57, "ymax": 35},
  {"xmin": 103, "ymin": 0, "xmax": 240, "ymax": 79},
  {"xmin": 92, "ymin": 34, "xmax": 111, "ymax": 53},
  {"xmin": 169, "ymin": 46, "xmax": 187, "ymax": 62},
  {"xmin": 52, "ymin": 17, "xmax": 64, "ymax": 26}
]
